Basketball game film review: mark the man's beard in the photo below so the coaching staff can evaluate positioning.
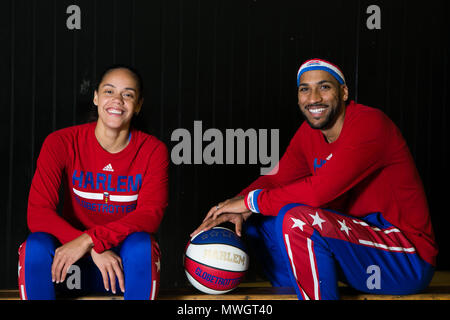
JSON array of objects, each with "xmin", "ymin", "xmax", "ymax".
[{"xmin": 301, "ymin": 102, "xmax": 341, "ymax": 130}]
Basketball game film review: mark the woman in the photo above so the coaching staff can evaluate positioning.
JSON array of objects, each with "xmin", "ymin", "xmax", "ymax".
[{"xmin": 18, "ymin": 65, "xmax": 169, "ymax": 300}]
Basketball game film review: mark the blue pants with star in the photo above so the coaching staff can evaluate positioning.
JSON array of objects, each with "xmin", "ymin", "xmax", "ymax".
[
  {"xmin": 18, "ymin": 232, "xmax": 160, "ymax": 300},
  {"xmin": 244, "ymin": 203, "xmax": 435, "ymax": 300}
]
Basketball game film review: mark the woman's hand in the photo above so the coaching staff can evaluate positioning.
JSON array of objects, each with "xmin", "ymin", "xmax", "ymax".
[
  {"xmin": 190, "ymin": 196, "xmax": 252, "ymax": 238},
  {"xmin": 90, "ymin": 249, "xmax": 125, "ymax": 294},
  {"xmin": 51, "ymin": 233, "xmax": 93, "ymax": 284}
]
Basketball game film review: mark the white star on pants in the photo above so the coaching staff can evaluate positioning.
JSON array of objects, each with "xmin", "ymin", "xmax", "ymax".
[
  {"xmin": 309, "ymin": 211, "xmax": 326, "ymax": 230},
  {"xmin": 291, "ymin": 218, "xmax": 306, "ymax": 231},
  {"xmin": 338, "ymin": 219, "xmax": 352, "ymax": 236}
]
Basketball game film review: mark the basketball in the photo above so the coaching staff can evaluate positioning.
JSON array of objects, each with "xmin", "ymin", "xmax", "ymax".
[{"xmin": 184, "ymin": 227, "xmax": 249, "ymax": 294}]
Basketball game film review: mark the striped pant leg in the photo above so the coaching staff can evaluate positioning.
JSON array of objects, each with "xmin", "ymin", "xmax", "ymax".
[
  {"xmin": 18, "ymin": 232, "xmax": 58, "ymax": 300},
  {"xmin": 119, "ymin": 232, "xmax": 161, "ymax": 300},
  {"xmin": 275, "ymin": 204, "xmax": 434, "ymax": 300},
  {"xmin": 243, "ymin": 214, "xmax": 294, "ymax": 287}
]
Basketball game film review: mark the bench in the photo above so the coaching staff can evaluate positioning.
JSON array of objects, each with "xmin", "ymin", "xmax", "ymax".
[{"xmin": 2, "ymin": 271, "xmax": 449, "ymax": 300}]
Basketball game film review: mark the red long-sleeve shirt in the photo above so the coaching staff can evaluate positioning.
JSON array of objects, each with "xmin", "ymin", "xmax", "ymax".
[
  {"xmin": 27, "ymin": 122, "xmax": 169, "ymax": 253},
  {"xmin": 241, "ymin": 101, "xmax": 437, "ymax": 266}
]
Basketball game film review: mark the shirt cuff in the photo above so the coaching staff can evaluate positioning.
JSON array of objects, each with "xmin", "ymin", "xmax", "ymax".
[
  {"xmin": 84, "ymin": 229, "xmax": 105, "ymax": 253},
  {"xmin": 245, "ymin": 189, "xmax": 263, "ymax": 214}
]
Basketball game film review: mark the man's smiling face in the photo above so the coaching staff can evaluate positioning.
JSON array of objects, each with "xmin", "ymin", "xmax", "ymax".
[{"xmin": 297, "ymin": 69, "xmax": 348, "ymax": 130}]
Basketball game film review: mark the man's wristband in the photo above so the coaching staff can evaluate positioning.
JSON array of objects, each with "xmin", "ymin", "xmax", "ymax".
[{"xmin": 245, "ymin": 189, "xmax": 263, "ymax": 214}]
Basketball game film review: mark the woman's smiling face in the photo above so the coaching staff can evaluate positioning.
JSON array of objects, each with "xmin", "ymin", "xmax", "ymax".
[{"xmin": 93, "ymin": 68, "xmax": 143, "ymax": 131}]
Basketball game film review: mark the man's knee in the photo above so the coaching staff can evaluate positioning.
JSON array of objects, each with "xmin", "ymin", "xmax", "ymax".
[{"xmin": 277, "ymin": 204, "xmax": 314, "ymax": 236}]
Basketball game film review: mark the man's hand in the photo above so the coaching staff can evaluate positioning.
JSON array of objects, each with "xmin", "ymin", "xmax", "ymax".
[
  {"xmin": 90, "ymin": 249, "xmax": 125, "ymax": 294},
  {"xmin": 51, "ymin": 233, "xmax": 93, "ymax": 284},
  {"xmin": 190, "ymin": 196, "xmax": 252, "ymax": 238}
]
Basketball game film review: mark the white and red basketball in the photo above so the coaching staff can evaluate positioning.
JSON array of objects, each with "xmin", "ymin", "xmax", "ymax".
[{"xmin": 184, "ymin": 227, "xmax": 249, "ymax": 294}]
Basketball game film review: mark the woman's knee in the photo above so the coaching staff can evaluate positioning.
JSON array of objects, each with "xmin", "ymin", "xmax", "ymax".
[
  {"xmin": 120, "ymin": 232, "xmax": 160, "ymax": 299},
  {"xmin": 122, "ymin": 232, "xmax": 151, "ymax": 255},
  {"xmin": 120, "ymin": 232, "xmax": 160, "ymax": 267},
  {"xmin": 20, "ymin": 232, "xmax": 57, "ymax": 265}
]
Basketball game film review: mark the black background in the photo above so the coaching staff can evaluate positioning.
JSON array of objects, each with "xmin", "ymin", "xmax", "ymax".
[{"xmin": 0, "ymin": 0, "xmax": 448, "ymax": 290}]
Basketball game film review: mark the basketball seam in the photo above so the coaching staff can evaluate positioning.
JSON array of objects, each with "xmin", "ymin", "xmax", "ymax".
[
  {"xmin": 184, "ymin": 255, "xmax": 246, "ymax": 274},
  {"xmin": 184, "ymin": 257, "xmax": 244, "ymax": 291},
  {"xmin": 187, "ymin": 242, "xmax": 247, "ymax": 252}
]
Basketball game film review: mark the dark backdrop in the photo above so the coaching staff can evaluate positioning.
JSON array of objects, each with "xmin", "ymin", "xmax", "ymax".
[{"xmin": 1, "ymin": 0, "xmax": 448, "ymax": 289}]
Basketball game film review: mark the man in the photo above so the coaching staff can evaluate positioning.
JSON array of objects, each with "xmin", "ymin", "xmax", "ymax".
[{"xmin": 191, "ymin": 58, "xmax": 438, "ymax": 300}]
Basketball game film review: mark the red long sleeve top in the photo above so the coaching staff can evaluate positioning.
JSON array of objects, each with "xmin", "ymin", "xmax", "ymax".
[
  {"xmin": 27, "ymin": 122, "xmax": 169, "ymax": 253},
  {"xmin": 241, "ymin": 101, "xmax": 437, "ymax": 266}
]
